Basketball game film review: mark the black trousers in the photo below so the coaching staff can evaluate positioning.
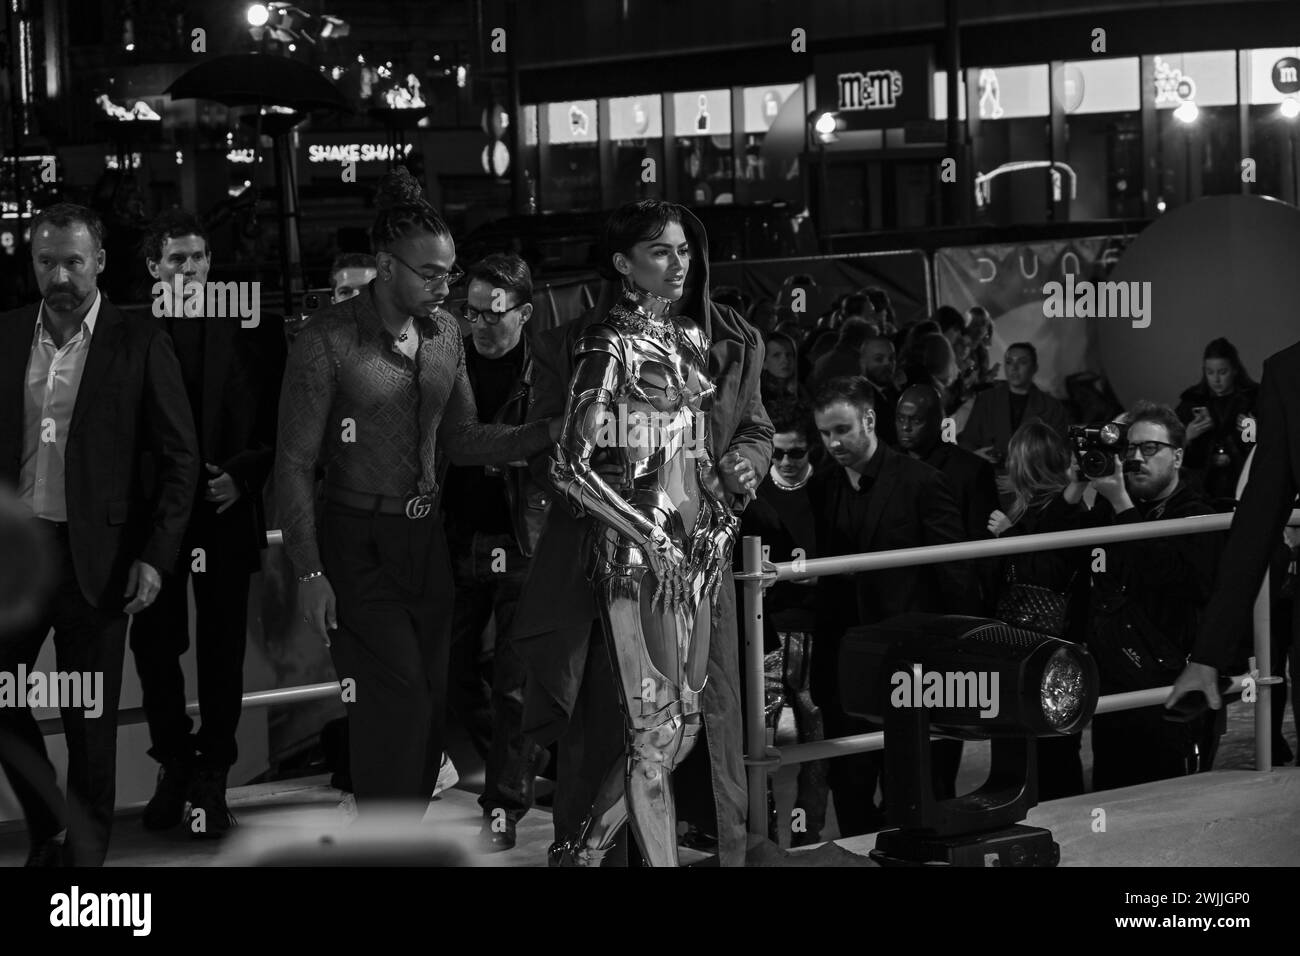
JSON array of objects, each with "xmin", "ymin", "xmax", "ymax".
[
  {"xmin": 447, "ymin": 531, "xmax": 540, "ymax": 823},
  {"xmin": 129, "ymin": 505, "xmax": 251, "ymax": 771},
  {"xmin": 0, "ymin": 521, "xmax": 127, "ymax": 866},
  {"xmin": 552, "ymin": 625, "xmax": 629, "ymax": 866},
  {"xmin": 320, "ymin": 503, "xmax": 453, "ymax": 808}
]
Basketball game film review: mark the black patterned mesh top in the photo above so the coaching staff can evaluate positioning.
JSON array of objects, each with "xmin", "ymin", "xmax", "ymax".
[{"xmin": 274, "ymin": 285, "xmax": 551, "ymax": 575}]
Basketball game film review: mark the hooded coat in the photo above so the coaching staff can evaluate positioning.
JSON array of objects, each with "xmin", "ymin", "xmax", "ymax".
[{"xmin": 512, "ymin": 207, "xmax": 773, "ymax": 866}]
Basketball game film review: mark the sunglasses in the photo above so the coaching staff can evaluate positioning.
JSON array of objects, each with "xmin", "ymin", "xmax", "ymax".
[
  {"xmin": 388, "ymin": 252, "xmax": 464, "ymax": 291},
  {"xmin": 771, "ymin": 447, "xmax": 809, "ymax": 461}
]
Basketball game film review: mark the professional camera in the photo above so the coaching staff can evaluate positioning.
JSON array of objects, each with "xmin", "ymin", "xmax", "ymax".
[{"xmin": 1068, "ymin": 421, "xmax": 1128, "ymax": 480}]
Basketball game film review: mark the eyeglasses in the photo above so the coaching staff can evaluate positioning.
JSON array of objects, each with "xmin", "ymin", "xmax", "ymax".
[
  {"xmin": 1122, "ymin": 440, "xmax": 1176, "ymax": 459},
  {"xmin": 388, "ymin": 252, "xmax": 464, "ymax": 291},
  {"xmin": 463, "ymin": 303, "xmax": 524, "ymax": 326},
  {"xmin": 771, "ymin": 447, "xmax": 809, "ymax": 461}
]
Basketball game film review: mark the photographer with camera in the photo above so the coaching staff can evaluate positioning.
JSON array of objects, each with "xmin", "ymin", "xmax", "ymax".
[{"xmin": 1077, "ymin": 401, "xmax": 1223, "ymax": 791}]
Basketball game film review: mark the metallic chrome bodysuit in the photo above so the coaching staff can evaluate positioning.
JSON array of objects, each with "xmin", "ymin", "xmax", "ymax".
[{"xmin": 548, "ymin": 283, "xmax": 740, "ymax": 867}]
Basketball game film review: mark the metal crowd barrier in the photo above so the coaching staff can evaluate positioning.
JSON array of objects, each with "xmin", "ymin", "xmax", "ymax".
[
  {"xmin": 36, "ymin": 512, "xmax": 1299, "ymax": 843},
  {"xmin": 736, "ymin": 509, "xmax": 1300, "ymax": 838}
]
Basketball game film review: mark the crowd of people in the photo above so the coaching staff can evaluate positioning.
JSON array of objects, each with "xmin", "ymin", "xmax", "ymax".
[
  {"xmin": 741, "ymin": 290, "xmax": 1299, "ymax": 844},
  {"xmin": 0, "ymin": 177, "xmax": 1295, "ymax": 869}
]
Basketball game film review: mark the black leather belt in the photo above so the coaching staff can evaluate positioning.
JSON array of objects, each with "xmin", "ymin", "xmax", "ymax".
[{"xmin": 324, "ymin": 485, "xmax": 434, "ymax": 519}]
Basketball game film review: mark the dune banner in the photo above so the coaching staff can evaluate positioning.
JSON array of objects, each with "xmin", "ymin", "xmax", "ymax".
[{"xmin": 935, "ymin": 236, "xmax": 1134, "ymax": 398}]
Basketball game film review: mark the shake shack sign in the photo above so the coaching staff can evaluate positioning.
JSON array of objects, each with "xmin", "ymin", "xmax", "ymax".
[{"xmin": 817, "ymin": 46, "xmax": 932, "ymax": 130}]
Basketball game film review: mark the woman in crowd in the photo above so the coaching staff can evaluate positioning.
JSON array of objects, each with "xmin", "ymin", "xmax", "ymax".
[
  {"xmin": 1175, "ymin": 337, "xmax": 1259, "ymax": 503},
  {"xmin": 761, "ymin": 330, "xmax": 811, "ymax": 403},
  {"xmin": 987, "ymin": 422, "xmax": 1090, "ymax": 799}
]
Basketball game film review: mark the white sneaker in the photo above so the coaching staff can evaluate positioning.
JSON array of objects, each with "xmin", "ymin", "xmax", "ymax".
[{"xmin": 432, "ymin": 755, "xmax": 459, "ymax": 797}]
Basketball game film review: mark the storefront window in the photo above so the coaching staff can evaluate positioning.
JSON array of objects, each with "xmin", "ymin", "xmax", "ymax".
[
  {"xmin": 1061, "ymin": 57, "xmax": 1142, "ymax": 219},
  {"xmin": 541, "ymin": 99, "xmax": 600, "ymax": 211},
  {"xmin": 737, "ymin": 84, "xmax": 802, "ymax": 203},
  {"xmin": 1245, "ymin": 47, "xmax": 1300, "ymax": 206},
  {"xmin": 520, "ymin": 104, "xmax": 540, "ymax": 213},
  {"xmin": 1150, "ymin": 51, "xmax": 1239, "ymax": 212},
  {"xmin": 945, "ymin": 65, "xmax": 1054, "ymax": 224},
  {"xmin": 606, "ymin": 94, "xmax": 664, "ymax": 205},
  {"xmin": 671, "ymin": 89, "xmax": 733, "ymax": 205}
]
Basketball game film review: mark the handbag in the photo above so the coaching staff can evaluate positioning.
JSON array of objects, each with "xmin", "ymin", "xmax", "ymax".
[{"xmin": 996, "ymin": 562, "xmax": 1070, "ymax": 638}]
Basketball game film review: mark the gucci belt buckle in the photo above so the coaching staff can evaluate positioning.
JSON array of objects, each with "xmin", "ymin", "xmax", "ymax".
[{"xmin": 404, "ymin": 493, "xmax": 433, "ymax": 520}]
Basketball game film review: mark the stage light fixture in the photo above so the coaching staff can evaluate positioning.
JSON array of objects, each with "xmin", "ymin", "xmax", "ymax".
[
  {"xmin": 247, "ymin": 4, "xmax": 269, "ymax": 27},
  {"xmin": 839, "ymin": 613, "xmax": 1098, "ymax": 867}
]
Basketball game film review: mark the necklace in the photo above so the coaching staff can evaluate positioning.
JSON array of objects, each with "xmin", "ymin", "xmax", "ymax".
[
  {"xmin": 397, "ymin": 318, "xmax": 415, "ymax": 342},
  {"xmin": 770, "ymin": 463, "xmax": 811, "ymax": 491}
]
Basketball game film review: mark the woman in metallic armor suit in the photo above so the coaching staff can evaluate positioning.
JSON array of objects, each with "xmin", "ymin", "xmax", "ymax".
[{"xmin": 546, "ymin": 202, "xmax": 760, "ymax": 866}]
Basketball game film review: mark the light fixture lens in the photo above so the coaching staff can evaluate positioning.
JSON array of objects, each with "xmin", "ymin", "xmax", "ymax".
[
  {"xmin": 1282, "ymin": 97, "xmax": 1300, "ymax": 120},
  {"xmin": 814, "ymin": 112, "xmax": 837, "ymax": 136},
  {"xmin": 1040, "ymin": 647, "xmax": 1086, "ymax": 731},
  {"xmin": 247, "ymin": 4, "xmax": 270, "ymax": 27},
  {"xmin": 1173, "ymin": 100, "xmax": 1198, "ymax": 124}
]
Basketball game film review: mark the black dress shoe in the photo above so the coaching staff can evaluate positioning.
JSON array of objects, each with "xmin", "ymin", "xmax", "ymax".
[
  {"xmin": 479, "ymin": 815, "xmax": 517, "ymax": 852},
  {"xmin": 143, "ymin": 759, "xmax": 193, "ymax": 831},
  {"xmin": 188, "ymin": 768, "xmax": 236, "ymax": 839},
  {"xmin": 25, "ymin": 838, "xmax": 68, "ymax": 867}
]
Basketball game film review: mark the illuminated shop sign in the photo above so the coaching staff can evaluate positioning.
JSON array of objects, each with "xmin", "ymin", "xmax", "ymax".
[
  {"xmin": 1151, "ymin": 51, "xmax": 1236, "ymax": 108},
  {"xmin": 609, "ymin": 94, "xmax": 663, "ymax": 140},
  {"xmin": 815, "ymin": 47, "xmax": 931, "ymax": 129},
  {"xmin": 1058, "ymin": 58, "xmax": 1140, "ymax": 114},
  {"xmin": 838, "ymin": 71, "xmax": 902, "ymax": 111},
  {"xmin": 306, "ymin": 142, "xmax": 414, "ymax": 163},
  {"xmin": 546, "ymin": 100, "xmax": 598, "ymax": 144},
  {"xmin": 742, "ymin": 84, "xmax": 799, "ymax": 133},
  {"xmin": 1246, "ymin": 48, "xmax": 1300, "ymax": 103},
  {"xmin": 226, "ymin": 149, "xmax": 257, "ymax": 164},
  {"xmin": 672, "ymin": 90, "xmax": 730, "ymax": 137}
]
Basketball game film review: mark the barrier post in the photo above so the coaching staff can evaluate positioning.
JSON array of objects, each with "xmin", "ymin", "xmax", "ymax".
[
  {"xmin": 741, "ymin": 535, "xmax": 768, "ymax": 838},
  {"xmin": 1252, "ymin": 571, "xmax": 1272, "ymax": 772}
]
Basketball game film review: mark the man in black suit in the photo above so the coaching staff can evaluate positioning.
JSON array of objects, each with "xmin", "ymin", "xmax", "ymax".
[
  {"xmin": 809, "ymin": 376, "xmax": 981, "ymax": 837},
  {"xmin": 1170, "ymin": 342, "xmax": 1300, "ymax": 734},
  {"xmin": 0, "ymin": 204, "xmax": 198, "ymax": 866},
  {"xmin": 129, "ymin": 210, "xmax": 285, "ymax": 838}
]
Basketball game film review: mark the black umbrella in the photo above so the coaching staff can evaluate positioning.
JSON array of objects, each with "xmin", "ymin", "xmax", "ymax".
[
  {"xmin": 164, "ymin": 53, "xmax": 349, "ymax": 112},
  {"xmin": 165, "ymin": 54, "xmax": 349, "ymax": 312}
]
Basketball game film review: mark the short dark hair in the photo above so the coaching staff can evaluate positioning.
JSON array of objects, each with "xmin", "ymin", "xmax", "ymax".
[
  {"xmin": 835, "ymin": 317, "xmax": 874, "ymax": 350},
  {"xmin": 767, "ymin": 398, "xmax": 817, "ymax": 445},
  {"xmin": 331, "ymin": 252, "xmax": 377, "ymax": 278},
  {"xmin": 812, "ymin": 375, "xmax": 876, "ymax": 416},
  {"xmin": 1006, "ymin": 341, "xmax": 1038, "ymax": 365},
  {"xmin": 143, "ymin": 209, "xmax": 208, "ymax": 263},
  {"xmin": 1128, "ymin": 400, "xmax": 1187, "ymax": 450},
  {"xmin": 31, "ymin": 203, "xmax": 105, "ymax": 249},
  {"xmin": 466, "ymin": 252, "xmax": 533, "ymax": 306},
  {"xmin": 932, "ymin": 305, "xmax": 966, "ymax": 335},
  {"xmin": 598, "ymin": 199, "xmax": 686, "ymax": 282}
]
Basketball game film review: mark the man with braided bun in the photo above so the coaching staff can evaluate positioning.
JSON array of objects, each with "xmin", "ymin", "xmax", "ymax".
[{"xmin": 275, "ymin": 168, "xmax": 561, "ymax": 811}]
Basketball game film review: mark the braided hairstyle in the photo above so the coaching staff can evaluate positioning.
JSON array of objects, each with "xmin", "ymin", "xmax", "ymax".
[{"xmin": 370, "ymin": 167, "xmax": 452, "ymax": 253}]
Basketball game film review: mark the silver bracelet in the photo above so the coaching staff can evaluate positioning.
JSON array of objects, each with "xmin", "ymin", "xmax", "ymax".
[{"xmin": 298, "ymin": 570, "xmax": 324, "ymax": 583}]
